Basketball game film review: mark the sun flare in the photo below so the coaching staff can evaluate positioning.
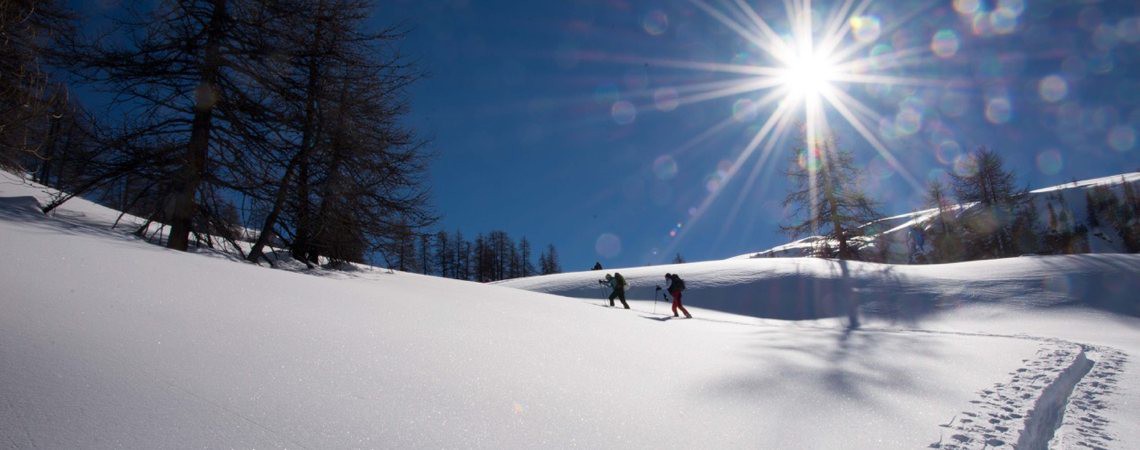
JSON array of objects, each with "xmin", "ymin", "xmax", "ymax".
[
  {"xmin": 626, "ymin": 0, "xmax": 951, "ymax": 257},
  {"xmin": 780, "ymin": 47, "xmax": 838, "ymax": 100}
]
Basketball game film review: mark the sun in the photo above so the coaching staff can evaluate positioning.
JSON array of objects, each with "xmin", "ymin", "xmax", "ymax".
[
  {"xmin": 612, "ymin": 0, "xmax": 949, "ymax": 259},
  {"xmin": 780, "ymin": 47, "xmax": 838, "ymax": 100}
]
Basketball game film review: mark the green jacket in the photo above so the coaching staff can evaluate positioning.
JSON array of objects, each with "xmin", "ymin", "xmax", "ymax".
[{"xmin": 610, "ymin": 274, "xmax": 627, "ymax": 291}]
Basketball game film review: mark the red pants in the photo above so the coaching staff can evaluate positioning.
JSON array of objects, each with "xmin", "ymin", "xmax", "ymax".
[{"xmin": 671, "ymin": 291, "xmax": 691, "ymax": 318}]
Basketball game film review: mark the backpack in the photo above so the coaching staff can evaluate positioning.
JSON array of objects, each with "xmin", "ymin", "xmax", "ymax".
[
  {"xmin": 673, "ymin": 277, "xmax": 685, "ymax": 291},
  {"xmin": 614, "ymin": 273, "xmax": 628, "ymax": 289}
]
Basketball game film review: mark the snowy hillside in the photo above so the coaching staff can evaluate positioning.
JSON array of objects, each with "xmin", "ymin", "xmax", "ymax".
[
  {"xmin": 742, "ymin": 172, "xmax": 1140, "ymax": 263},
  {"xmin": 3, "ymin": 171, "xmax": 1140, "ymax": 449}
]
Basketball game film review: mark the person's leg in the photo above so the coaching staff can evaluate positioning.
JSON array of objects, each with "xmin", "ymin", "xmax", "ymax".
[
  {"xmin": 674, "ymin": 292, "xmax": 691, "ymax": 318},
  {"xmin": 618, "ymin": 290, "xmax": 630, "ymax": 309},
  {"xmin": 608, "ymin": 290, "xmax": 617, "ymax": 307}
]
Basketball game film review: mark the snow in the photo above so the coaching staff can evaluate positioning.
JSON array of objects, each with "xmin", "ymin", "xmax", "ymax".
[
  {"xmin": 1030, "ymin": 172, "xmax": 1140, "ymax": 194},
  {"xmin": 2, "ymin": 170, "xmax": 1140, "ymax": 448}
]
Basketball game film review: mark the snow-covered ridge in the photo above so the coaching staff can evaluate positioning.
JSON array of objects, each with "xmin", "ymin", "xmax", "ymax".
[
  {"xmin": 737, "ymin": 171, "xmax": 1140, "ymax": 262},
  {"xmin": 1031, "ymin": 172, "xmax": 1140, "ymax": 194}
]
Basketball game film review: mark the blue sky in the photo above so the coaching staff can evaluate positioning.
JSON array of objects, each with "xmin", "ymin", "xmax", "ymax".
[{"xmin": 379, "ymin": 0, "xmax": 1140, "ymax": 271}]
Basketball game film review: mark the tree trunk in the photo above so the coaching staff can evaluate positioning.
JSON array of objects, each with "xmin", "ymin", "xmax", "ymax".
[
  {"xmin": 246, "ymin": 155, "xmax": 301, "ymax": 264},
  {"xmin": 166, "ymin": 0, "xmax": 227, "ymax": 251},
  {"xmin": 821, "ymin": 155, "xmax": 850, "ymax": 260}
]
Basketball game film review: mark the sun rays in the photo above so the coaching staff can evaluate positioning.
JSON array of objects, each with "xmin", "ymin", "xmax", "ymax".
[{"xmin": 635, "ymin": 0, "xmax": 950, "ymax": 256}]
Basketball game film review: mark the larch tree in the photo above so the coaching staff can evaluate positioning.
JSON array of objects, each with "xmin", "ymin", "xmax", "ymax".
[
  {"xmin": 70, "ymin": 0, "xmax": 283, "ymax": 251},
  {"xmin": 948, "ymin": 146, "xmax": 1025, "ymax": 258},
  {"xmin": 781, "ymin": 137, "xmax": 881, "ymax": 260}
]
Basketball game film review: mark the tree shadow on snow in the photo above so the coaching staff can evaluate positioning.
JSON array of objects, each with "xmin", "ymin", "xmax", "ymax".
[
  {"xmin": 0, "ymin": 194, "xmax": 140, "ymax": 243},
  {"xmin": 704, "ymin": 323, "xmax": 950, "ymax": 415},
  {"xmin": 681, "ymin": 259, "xmax": 948, "ymax": 327}
]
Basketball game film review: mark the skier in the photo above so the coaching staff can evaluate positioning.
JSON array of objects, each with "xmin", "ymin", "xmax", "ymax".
[
  {"xmin": 665, "ymin": 273, "xmax": 691, "ymax": 318},
  {"xmin": 606, "ymin": 273, "xmax": 630, "ymax": 309}
]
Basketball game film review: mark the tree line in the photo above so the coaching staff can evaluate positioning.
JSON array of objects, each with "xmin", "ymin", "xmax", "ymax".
[
  {"xmin": 780, "ymin": 137, "xmax": 1140, "ymax": 263},
  {"xmin": 387, "ymin": 229, "xmax": 561, "ymax": 282},
  {"xmin": 3, "ymin": 0, "xmax": 437, "ymax": 269}
]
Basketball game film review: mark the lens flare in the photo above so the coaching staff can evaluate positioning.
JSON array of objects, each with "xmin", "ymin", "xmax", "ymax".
[
  {"xmin": 953, "ymin": 154, "xmax": 979, "ymax": 177},
  {"xmin": 653, "ymin": 155, "xmax": 679, "ymax": 180},
  {"xmin": 954, "ymin": 0, "xmax": 981, "ymax": 15},
  {"xmin": 998, "ymin": 0, "xmax": 1026, "ymax": 16},
  {"xmin": 595, "ymin": 233, "xmax": 622, "ymax": 258},
  {"xmin": 1038, "ymin": 75, "xmax": 1068, "ymax": 103},
  {"xmin": 798, "ymin": 148, "xmax": 823, "ymax": 173},
  {"xmin": 985, "ymin": 97, "xmax": 1012, "ymax": 124},
  {"xmin": 989, "ymin": 9, "xmax": 1019, "ymax": 35},
  {"xmin": 868, "ymin": 43, "xmax": 893, "ymax": 71},
  {"xmin": 1108, "ymin": 125, "xmax": 1136, "ymax": 152},
  {"xmin": 705, "ymin": 173, "xmax": 724, "ymax": 193},
  {"xmin": 931, "ymin": 30, "xmax": 960, "ymax": 58},
  {"xmin": 936, "ymin": 140, "xmax": 962, "ymax": 165},
  {"xmin": 732, "ymin": 98, "xmax": 758, "ymax": 122},
  {"xmin": 611, "ymin": 101, "xmax": 637, "ymax": 125},
  {"xmin": 1036, "ymin": 149, "xmax": 1063, "ymax": 175},
  {"xmin": 654, "ymin": 87, "xmax": 679, "ymax": 111},
  {"xmin": 642, "ymin": 10, "xmax": 669, "ymax": 36},
  {"xmin": 849, "ymin": 16, "xmax": 881, "ymax": 43},
  {"xmin": 1118, "ymin": 17, "xmax": 1140, "ymax": 43}
]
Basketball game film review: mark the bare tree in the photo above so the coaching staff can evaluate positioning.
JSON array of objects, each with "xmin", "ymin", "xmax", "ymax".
[
  {"xmin": 68, "ymin": 0, "xmax": 285, "ymax": 251},
  {"xmin": 518, "ymin": 237, "xmax": 535, "ymax": 278},
  {"xmin": 0, "ymin": 1, "xmax": 77, "ymax": 175},
  {"xmin": 539, "ymin": 244, "xmax": 561, "ymax": 275}
]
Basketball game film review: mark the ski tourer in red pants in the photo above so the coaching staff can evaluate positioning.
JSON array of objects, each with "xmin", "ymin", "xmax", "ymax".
[{"xmin": 665, "ymin": 273, "xmax": 692, "ymax": 318}]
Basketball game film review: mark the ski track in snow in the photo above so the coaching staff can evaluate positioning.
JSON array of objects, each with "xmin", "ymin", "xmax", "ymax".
[
  {"xmin": 596, "ymin": 303, "xmax": 1128, "ymax": 450},
  {"xmin": 1051, "ymin": 347, "xmax": 1127, "ymax": 450},
  {"xmin": 892, "ymin": 332, "xmax": 1127, "ymax": 450}
]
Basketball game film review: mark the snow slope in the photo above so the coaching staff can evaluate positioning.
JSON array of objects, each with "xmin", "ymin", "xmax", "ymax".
[{"xmin": 3, "ymin": 171, "xmax": 1140, "ymax": 448}]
